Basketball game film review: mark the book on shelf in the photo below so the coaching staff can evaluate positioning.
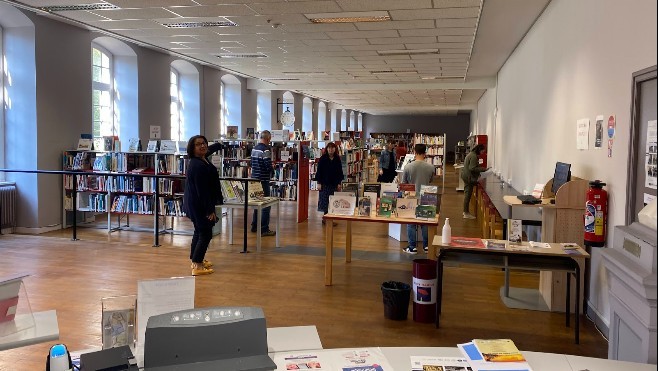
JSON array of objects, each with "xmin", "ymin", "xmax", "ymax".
[
  {"xmin": 395, "ymin": 198, "xmax": 417, "ymax": 219},
  {"xmin": 146, "ymin": 140, "xmax": 159, "ymax": 153},
  {"xmin": 92, "ymin": 137, "xmax": 104, "ymax": 151},
  {"xmin": 380, "ymin": 182, "xmax": 398, "ymax": 196},
  {"xmin": 159, "ymin": 140, "xmax": 177, "ymax": 154},
  {"xmin": 127, "ymin": 138, "xmax": 140, "ymax": 152},
  {"xmin": 246, "ymin": 127, "xmax": 255, "ymax": 140},
  {"xmin": 328, "ymin": 194, "xmax": 356, "ymax": 216},
  {"xmin": 226, "ymin": 126, "xmax": 239, "ymax": 139},
  {"xmin": 449, "ymin": 237, "xmax": 485, "ymax": 248},
  {"xmin": 103, "ymin": 136, "xmax": 115, "ymax": 151},
  {"xmin": 78, "ymin": 137, "xmax": 93, "ymax": 151}
]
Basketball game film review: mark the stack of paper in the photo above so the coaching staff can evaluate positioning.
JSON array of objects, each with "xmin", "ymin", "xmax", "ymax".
[{"xmin": 458, "ymin": 339, "xmax": 533, "ymax": 371}]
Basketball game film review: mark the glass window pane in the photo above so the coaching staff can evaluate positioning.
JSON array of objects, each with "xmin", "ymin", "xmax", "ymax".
[
  {"xmin": 92, "ymin": 48, "xmax": 101, "ymax": 66},
  {"xmin": 100, "ymin": 91, "xmax": 110, "ymax": 105},
  {"xmin": 93, "ymin": 106, "xmax": 101, "ymax": 121},
  {"xmin": 170, "ymin": 71, "xmax": 177, "ymax": 84},
  {"xmin": 170, "ymin": 84, "xmax": 178, "ymax": 98},
  {"xmin": 92, "ymin": 90, "xmax": 100, "ymax": 105},
  {"xmin": 101, "ymin": 53, "xmax": 109, "ymax": 68},
  {"xmin": 92, "ymin": 66, "xmax": 101, "ymax": 82},
  {"xmin": 101, "ymin": 67, "xmax": 110, "ymax": 84}
]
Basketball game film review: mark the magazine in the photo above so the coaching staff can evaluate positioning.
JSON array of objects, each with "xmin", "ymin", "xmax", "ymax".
[
  {"xmin": 410, "ymin": 356, "xmax": 472, "ymax": 371},
  {"xmin": 507, "ymin": 219, "xmax": 522, "ymax": 244},
  {"xmin": 485, "ymin": 240, "xmax": 507, "ymax": 250},
  {"xmin": 472, "ymin": 339, "xmax": 526, "ymax": 362},
  {"xmin": 449, "ymin": 237, "xmax": 485, "ymax": 249}
]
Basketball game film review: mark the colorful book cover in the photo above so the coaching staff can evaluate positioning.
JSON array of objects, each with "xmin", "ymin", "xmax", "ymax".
[
  {"xmin": 379, "ymin": 196, "xmax": 393, "ymax": 217},
  {"xmin": 362, "ymin": 183, "xmax": 381, "ymax": 196},
  {"xmin": 450, "ymin": 237, "xmax": 486, "ymax": 249},
  {"xmin": 485, "ymin": 240, "xmax": 507, "ymax": 250},
  {"xmin": 395, "ymin": 198, "xmax": 417, "ymax": 219},
  {"xmin": 415, "ymin": 204, "xmax": 436, "ymax": 219},
  {"xmin": 399, "ymin": 183, "xmax": 416, "ymax": 198},
  {"xmin": 226, "ymin": 125, "xmax": 239, "ymax": 139},
  {"xmin": 473, "ymin": 339, "xmax": 526, "ymax": 362},
  {"xmin": 246, "ymin": 127, "xmax": 255, "ymax": 140},
  {"xmin": 329, "ymin": 195, "xmax": 356, "ymax": 216},
  {"xmin": 508, "ymin": 219, "xmax": 523, "ymax": 244},
  {"xmin": 357, "ymin": 198, "xmax": 371, "ymax": 217},
  {"xmin": 363, "ymin": 192, "xmax": 378, "ymax": 217}
]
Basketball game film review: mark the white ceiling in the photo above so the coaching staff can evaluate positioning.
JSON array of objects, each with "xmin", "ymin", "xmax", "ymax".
[{"xmin": 10, "ymin": 0, "xmax": 550, "ymax": 115}]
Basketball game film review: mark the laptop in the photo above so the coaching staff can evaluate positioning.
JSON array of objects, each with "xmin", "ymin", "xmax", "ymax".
[{"xmin": 516, "ymin": 194, "xmax": 542, "ymax": 204}]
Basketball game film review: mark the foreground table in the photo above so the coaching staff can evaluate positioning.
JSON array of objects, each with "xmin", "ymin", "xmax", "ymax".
[
  {"xmin": 432, "ymin": 237, "xmax": 589, "ymax": 344},
  {"xmin": 323, "ymin": 214, "xmax": 440, "ymax": 286}
]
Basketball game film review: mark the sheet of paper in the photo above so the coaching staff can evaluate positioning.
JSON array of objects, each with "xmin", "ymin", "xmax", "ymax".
[
  {"xmin": 136, "ymin": 277, "xmax": 195, "ymax": 345},
  {"xmin": 576, "ymin": 118, "xmax": 590, "ymax": 150},
  {"xmin": 645, "ymin": 120, "xmax": 657, "ymax": 189}
]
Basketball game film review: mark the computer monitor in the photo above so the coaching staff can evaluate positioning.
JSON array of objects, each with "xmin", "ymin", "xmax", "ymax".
[{"xmin": 551, "ymin": 162, "xmax": 572, "ymax": 195}]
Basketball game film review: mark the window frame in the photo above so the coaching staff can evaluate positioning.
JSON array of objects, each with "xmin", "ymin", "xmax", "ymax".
[
  {"xmin": 0, "ymin": 25, "xmax": 5, "ymax": 178},
  {"xmin": 170, "ymin": 67, "xmax": 183, "ymax": 141},
  {"xmin": 220, "ymin": 81, "xmax": 226, "ymax": 136}
]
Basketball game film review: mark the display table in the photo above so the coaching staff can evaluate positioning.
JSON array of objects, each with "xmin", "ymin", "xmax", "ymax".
[
  {"xmin": 222, "ymin": 198, "xmax": 280, "ymax": 252},
  {"xmin": 431, "ymin": 237, "xmax": 589, "ymax": 344},
  {"xmin": 323, "ymin": 214, "xmax": 440, "ymax": 286},
  {"xmin": 0, "ymin": 310, "xmax": 59, "ymax": 351}
]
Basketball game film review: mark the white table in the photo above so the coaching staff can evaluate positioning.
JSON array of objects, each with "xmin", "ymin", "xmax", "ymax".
[
  {"xmin": 0, "ymin": 310, "xmax": 59, "ymax": 351},
  {"xmin": 223, "ymin": 198, "xmax": 280, "ymax": 252}
]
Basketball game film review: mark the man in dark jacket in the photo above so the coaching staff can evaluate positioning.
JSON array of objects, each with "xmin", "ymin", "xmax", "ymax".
[
  {"xmin": 250, "ymin": 130, "xmax": 275, "ymax": 236},
  {"xmin": 460, "ymin": 144, "xmax": 489, "ymax": 219}
]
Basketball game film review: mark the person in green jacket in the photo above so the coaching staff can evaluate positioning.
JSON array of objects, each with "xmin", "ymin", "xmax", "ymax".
[{"xmin": 461, "ymin": 144, "xmax": 489, "ymax": 219}]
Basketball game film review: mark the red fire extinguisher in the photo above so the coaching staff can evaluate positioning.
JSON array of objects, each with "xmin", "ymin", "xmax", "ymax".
[{"xmin": 584, "ymin": 180, "xmax": 607, "ymax": 247}]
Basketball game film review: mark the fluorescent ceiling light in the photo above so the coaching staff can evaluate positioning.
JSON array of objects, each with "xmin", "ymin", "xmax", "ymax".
[
  {"xmin": 306, "ymin": 11, "xmax": 390, "ymax": 24},
  {"xmin": 216, "ymin": 53, "xmax": 268, "ymax": 59},
  {"xmin": 371, "ymin": 70, "xmax": 418, "ymax": 75},
  {"xmin": 262, "ymin": 78, "xmax": 300, "ymax": 81},
  {"xmin": 161, "ymin": 21, "xmax": 236, "ymax": 28},
  {"xmin": 377, "ymin": 49, "xmax": 439, "ymax": 56},
  {"xmin": 421, "ymin": 76, "xmax": 464, "ymax": 80},
  {"xmin": 42, "ymin": 3, "xmax": 119, "ymax": 11}
]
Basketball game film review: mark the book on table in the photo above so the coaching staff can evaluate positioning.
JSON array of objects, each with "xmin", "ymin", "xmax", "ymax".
[
  {"xmin": 395, "ymin": 198, "xmax": 417, "ymax": 219},
  {"xmin": 448, "ymin": 237, "xmax": 486, "ymax": 249},
  {"xmin": 472, "ymin": 339, "xmax": 526, "ymax": 362},
  {"xmin": 328, "ymin": 194, "xmax": 356, "ymax": 216},
  {"xmin": 379, "ymin": 196, "xmax": 394, "ymax": 217}
]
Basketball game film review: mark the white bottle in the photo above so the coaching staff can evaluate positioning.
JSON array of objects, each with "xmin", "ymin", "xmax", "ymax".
[{"xmin": 441, "ymin": 218, "xmax": 452, "ymax": 244}]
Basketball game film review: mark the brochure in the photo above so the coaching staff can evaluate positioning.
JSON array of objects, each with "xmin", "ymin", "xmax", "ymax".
[
  {"xmin": 472, "ymin": 339, "xmax": 526, "ymax": 362},
  {"xmin": 449, "ymin": 237, "xmax": 485, "ymax": 249},
  {"xmin": 528, "ymin": 241, "xmax": 551, "ymax": 249},
  {"xmin": 410, "ymin": 356, "xmax": 472, "ymax": 371}
]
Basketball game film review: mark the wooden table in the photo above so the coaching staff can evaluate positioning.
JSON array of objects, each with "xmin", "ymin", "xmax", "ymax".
[
  {"xmin": 322, "ymin": 214, "xmax": 440, "ymax": 286},
  {"xmin": 222, "ymin": 198, "xmax": 280, "ymax": 252},
  {"xmin": 431, "ymin": 237, "xmax": 589, "ymax": 343}
]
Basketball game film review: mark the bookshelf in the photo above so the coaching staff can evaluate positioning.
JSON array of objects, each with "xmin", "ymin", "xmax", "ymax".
[
  {"xmin": 413, "ymin": 133, "xmax": 447, "ymax": 193},
  {"xmin": 367, "ymin": 132, "xmax": 414, "ymax": 155},
  {"xmin": 62, "ymin": 149, "xmax": 188, "ymax": 235},
  {"xmin": 454, "ymin": 141, "xmax": 468, "ymax": 165}
]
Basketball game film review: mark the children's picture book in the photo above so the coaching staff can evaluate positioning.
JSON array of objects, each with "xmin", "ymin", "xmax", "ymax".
[
  {"xmin": 379, "ymin": 196, "xmax": 394, "ymax": 217},
  {"xmin": 328, "ymin": 195, "xmax": 356, "ymax": 216},
  {"xmin": 380, "ymin": 182, "xmax": 398, "ymax": 196},
  {"xmin": 399, "ymin": 183, "xmax": 416, "ymax": 198},
  {"xmin": 357, "ymin": 197, "xmax": 371, "ymax": 217},
  {"xmin": 473, "ymin": 339, "xmax": 526, "ymax": 362},
  {"xmin": 146, "ymin": 140, "xmax": 159, "ymax": 153},
  {"xmin": 159, "ymin": 140, "xmax": 177, "ymax": 154},
  {"xmin": 508, "ymin": 219, "xmax": 522, "ymax": 244},
  {"xmin": 485, "ymin": 240, "xmax": 507, "ymax": 250},
  {"xmin": 396, "ymin": 198, "xmax": 417, "ymax": 219},
  {"xmin": 247, "ymin": 181, "xmax": 265, "ymax": 200},
  {"xmin": 220, "ymin": 180, "xmax": 240, "ymax": 203},
  {"xmin": 363, "ymin": 192, "xmax": 378, "ymax": 217},
  {"xmin": 127, "ymin": 138, "xmax": 140, "ymax": 152},
  {"xmin": 226, "ymin": 126, "xmax": 239, "ymax": 139},
  {"xmin": 246, "ymin": 127, "xmax": 255, "ymax": 140},
  {"xmin": 362, "ymin": 183, "xmax": 382, "ymax": 197},
  {"xmin": 415, "ymin": 204, "xmax": 436, "ymax": 220},
  {"xmin": 101, "ymin": 309, "xmax": 135, "ymax": 349},
  {"xmin": 449, "ymin": 236, "xmax": 485, "ymax": 249}
]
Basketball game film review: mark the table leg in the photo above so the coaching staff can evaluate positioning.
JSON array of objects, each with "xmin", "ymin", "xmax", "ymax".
[
  {"xmin": 256, "ymin": 205, "xmax": 262, "ymax": 253},
  {"xmin": 325, "ymin": 220, "xmax": 334, "ymax": 286},
  {"xmin": 575, "ymin": 265, "xmax": 581, "ymax": 345},
  {"xmin": 275, "ymin": 202, "xmax": 280, "ymax": 247},
  {"xmin": 566, "ymin": 271, "xmax": 571, "ymax": 328},
  {"xmin": 228, "ymin": 208, "xmax": 233, "ymax": 245},
  {"xmin": 504, "ymin": 256, "xmax": 510, "ymax": 297},
  {"xmin": 346, "ymin": 220, "xmax": 352, "ymax": 263}
]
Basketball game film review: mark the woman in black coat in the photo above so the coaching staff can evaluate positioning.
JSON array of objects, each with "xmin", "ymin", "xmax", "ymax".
[
  {"xmin": 183, "ymin": 135, "xmax": 223, "ymax": 276},
  {"xmin": 315, "ymin": 142, "xmax": 344, "ymax": 223}
]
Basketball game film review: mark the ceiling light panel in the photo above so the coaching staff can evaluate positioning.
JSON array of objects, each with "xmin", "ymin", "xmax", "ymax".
[
  {"xmin": 434, "ymin": 0, "xmax": 481, "ymax": 8},
  {"xmin": 368, "ymin": 36, "xmax": 437, "ymax": 45},
  {"xmin": 42, "ymin": 3, "xmax": 118, "ymax": 11},
  {"xmin": 253, "ymin": 1, "xmax": 342, "ymax": 15},
  {"xmin": 165, "ymin": 4, "xmax": 254, "ymax": 17},
  {"xmin": 335, "ymin": 0, "xmax": 430, "ymax": 11},
  {"xmin": 377, "ymin": 49, "xmax": 438, "ymax": 55},
  {"xmin": 160, "ymin": 21, "xmax": 237, "ymax": 28},
  {"xmin": 305, "ymin": 11, "xmax": 391, "ymax": 24}
]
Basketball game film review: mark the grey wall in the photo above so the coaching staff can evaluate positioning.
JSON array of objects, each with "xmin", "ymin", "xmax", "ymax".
[{"xmin": 364, "ymin": 113, "xmax": 472, "ymax": 159}]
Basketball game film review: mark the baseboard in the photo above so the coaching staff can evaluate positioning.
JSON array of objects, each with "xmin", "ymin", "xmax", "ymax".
[
  {"xmin": 1, "ymin": 227, "xmax": 14, "ymax": 234},
  {"xmin": 14, "ymin": 224, "xmax": 62, "ymax": 234},
  {"xmin": 587, "ymin": 301, "xmax": 610, "ymax": 339}
]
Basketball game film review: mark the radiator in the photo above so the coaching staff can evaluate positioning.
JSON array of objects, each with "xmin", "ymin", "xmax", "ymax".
[{"xmin": 0, "ymin": 184, "xmax": 17, "ymax": 230}]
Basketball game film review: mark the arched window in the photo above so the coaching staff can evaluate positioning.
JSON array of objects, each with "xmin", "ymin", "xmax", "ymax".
[
  {"xmin": 257, "ymin": 90, "xmax": 271, "ymax": 132},
  {"xmin": 0, "ymin": 25, "xmax": 5, "ymax": 175},
  {"xmin": 330, "ymin": 109, "xmax": 337, "ymax": 134},
  {"xmin": 220, "ymin": 81, "xmax": 225, "ymax": 135},
  {"xmin": 357, "ymin": 113, "xmax": 363, "ymax": 131},
  {"xmin": 92, "ymin": 45, "xmax": 115, "ymax": 138},
  {"xmin": 170, "ymin": 68, "xmax": 182, "ymax": 141},
  {"xmin": 302, "ymin": 97, "xmax": 312, "ymax": 138},
  {"xmin": 317, "ymin": 101, "xmax": 327, "ymax": 143},
  {"xmin": 341, "ymin": 109, "xmax": 347, "ymax": 131},
  {"xmin": 221, "ymin": 74, "xmax": 242, "ymax": 137}
]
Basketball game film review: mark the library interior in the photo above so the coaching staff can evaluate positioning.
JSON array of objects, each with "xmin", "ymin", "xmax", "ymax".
[{"xmin": 0, "ymin": 0, "xmax": 656, "ymax": 370}]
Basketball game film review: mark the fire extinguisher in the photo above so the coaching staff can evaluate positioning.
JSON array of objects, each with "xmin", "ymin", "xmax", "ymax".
[{"xmin": 584, "ymin": 180, "xmax": 607, "ymax": 247}]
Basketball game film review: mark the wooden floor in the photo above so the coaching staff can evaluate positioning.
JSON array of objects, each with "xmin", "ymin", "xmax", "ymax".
[{"xmin": 0, "ymin": 167, "xmax": 607, "ymax": 370}]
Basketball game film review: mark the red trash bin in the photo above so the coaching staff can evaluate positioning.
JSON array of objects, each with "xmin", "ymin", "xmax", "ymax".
[{"xmin": 412, "ymin": 258, "xmax": 437, "ymax": 323}]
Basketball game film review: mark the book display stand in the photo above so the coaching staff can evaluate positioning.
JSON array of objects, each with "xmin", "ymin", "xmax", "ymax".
[
  {"xmin": 0, "ymin": 274, "xmax": 59, "ymax": 351},
  {"xmin": 101, "ymin": 295, "xmax": 136, "ymax": 350}
]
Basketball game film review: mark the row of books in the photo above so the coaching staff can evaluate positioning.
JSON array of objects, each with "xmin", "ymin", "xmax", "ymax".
[
  {"xmin": 220, "ymin": 160, "xmax": 251, "ymax": 178},
  {"xmin": 271, "ymin": 183, "xmax": 297, "ymax": 200},
  {"xmin": 413, "ymin": 133, "xmax": 445, "ymax": 145},
  {"xmin": 64, "ymin": 175, "xmax": 183, "ymax": 195},
  {"xmin": 273, "ymin": 163, "xmax": 297, "ymax": 182}
]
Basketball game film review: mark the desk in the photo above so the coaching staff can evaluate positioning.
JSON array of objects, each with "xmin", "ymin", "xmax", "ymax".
[
  {"xmin": 223, "ymin": 198, "xmax": 280, "ymax": 252},
  {"xmin": 431, "ymin": 238, "xmax": 589, "ymax": 344},
  {"xmin": 0, "ymin": 310, "xmax": 59, "ymax": 351},
  {"xmin": 322, "ymin": 214, "xmax": 440, "ymax": 286}
]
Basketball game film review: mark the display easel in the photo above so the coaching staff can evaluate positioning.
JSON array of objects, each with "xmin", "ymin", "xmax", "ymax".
[
  {"xmin": 0, "ymin": 274, "xmax": 59, "ymax": 351},
  {"xmin": 538, "ymin": 177, "xmax": 589, "ymax": 313}
]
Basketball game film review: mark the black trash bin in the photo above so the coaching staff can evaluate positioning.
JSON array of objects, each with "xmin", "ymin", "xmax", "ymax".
[{"xmin": 381, "ymin": 281, "xmax": 411, "ymax": 320}]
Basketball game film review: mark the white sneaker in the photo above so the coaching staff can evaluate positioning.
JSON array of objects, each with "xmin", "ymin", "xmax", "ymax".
[{"xmin": 463, "ymin": 212, "xmax": 476, "ymax": 219}]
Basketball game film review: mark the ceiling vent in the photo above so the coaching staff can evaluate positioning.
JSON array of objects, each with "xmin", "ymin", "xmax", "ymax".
[
  {"xmin": 161, "ymin": 21, "xmax": 237, "ymax": 28},
  {"xmin": 42, "ymin": 3, "xmax": 119, "ymax": 11},
  {"xmin": 216, "ymin": 53, "xmax": 268, "ymax": 59}
]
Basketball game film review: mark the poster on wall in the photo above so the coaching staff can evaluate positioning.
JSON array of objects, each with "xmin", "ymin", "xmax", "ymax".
[
  {"xmin": 607, "ymin": 115, "xmax": 616, "ymax": 157},
  {"xmin": 645, "ymin": 120, "xmax": 657, "ymax": 189},
  {"xmin": 576, "ymin": 118, "xmax": 590, "ymax": 150},
  {"xmin": 595, "ymin": 115, "xmax": 604, "ymax": 148}
]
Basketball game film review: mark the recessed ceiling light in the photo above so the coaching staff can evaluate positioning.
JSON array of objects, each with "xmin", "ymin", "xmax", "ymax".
[
  {"xmin": 377, "ymin": 49, "xmax": 439, "ymax": 56},
  {"xmin": 215, "ymin": 53, "xmax": 268, "ymax": 59},
  {"xmin": 42, "ymin": 3, "xmax": 119, "ymax": 11},
  {"xmin": 306, "ymin": 11, "xmax": 390, "ymax": 24},
  {"xmin": 161, "ymin": 21, "xmax": 237, "ymax": 28}
]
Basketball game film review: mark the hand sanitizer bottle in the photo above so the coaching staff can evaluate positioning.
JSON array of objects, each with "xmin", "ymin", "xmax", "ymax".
[{"xmin": 442, "ymin": 218, "xmax": 451, "ymax": 244}]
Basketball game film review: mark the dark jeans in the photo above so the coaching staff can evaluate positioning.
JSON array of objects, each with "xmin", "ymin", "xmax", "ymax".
[
  {"xmin": 407, "ymin": 225, "xmax": 428, "ymax": 248},
  {"xmin": 252, "ymin": 181, "xmax": 271, "ymax": 231},
  {"xmin": 190, "ymin": 223, "xmax": 213, "ymax": 263},
  {"xmin": 463, "ymin": 178, "xmax": 475, "ymax": 214}
]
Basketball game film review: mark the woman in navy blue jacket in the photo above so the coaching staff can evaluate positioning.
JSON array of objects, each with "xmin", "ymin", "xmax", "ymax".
[{"xmin": 183, "ymin": 135, "xmax": 223, "ymax": 276}]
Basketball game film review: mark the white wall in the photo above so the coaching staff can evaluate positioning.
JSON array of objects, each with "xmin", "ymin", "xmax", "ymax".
[{"xmin": 481, "ymin": 0, "xmax": 657, "ymax": 327}]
